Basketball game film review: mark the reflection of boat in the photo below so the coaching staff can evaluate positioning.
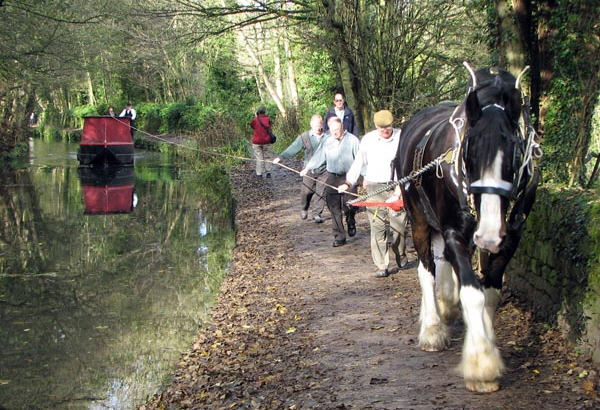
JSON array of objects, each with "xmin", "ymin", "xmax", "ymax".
[
  {"xmin": 77, "ymin": 116, "xmax": 134, "ymax": 166},
  {"xmin": 78, "ymin": 167, "xmax": 137, "ymax": 214}
]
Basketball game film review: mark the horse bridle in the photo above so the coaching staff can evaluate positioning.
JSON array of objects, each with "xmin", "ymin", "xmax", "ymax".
[{"xmin": 463, "ymin": 102, "xmax": 529, "ymax": 200}]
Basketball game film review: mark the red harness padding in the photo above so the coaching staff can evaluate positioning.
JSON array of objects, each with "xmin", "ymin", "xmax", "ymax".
[{"xmin": 349, "ymin": 199, "xmax": 404, "ymax": 212}]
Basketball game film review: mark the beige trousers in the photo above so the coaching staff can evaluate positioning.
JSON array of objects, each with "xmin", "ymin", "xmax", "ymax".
[
  {"xmin": 366, "ymin": 183, "xmax": 408, "ymax": 271},
  {"xmin": 252, "ymin": 143, "xmax": 273, "ymax": 176}
]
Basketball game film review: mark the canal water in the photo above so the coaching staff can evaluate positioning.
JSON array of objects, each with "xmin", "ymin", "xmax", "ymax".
[{"xmin": 0, "ymin": 139, "xmax": 235, "ymax": 409}]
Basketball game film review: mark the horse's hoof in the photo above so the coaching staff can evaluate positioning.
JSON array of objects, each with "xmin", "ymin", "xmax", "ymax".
[
  {"xmin": 465, "ymin": 380, "xmax": 500, "ymax": 393},
  {"xmin": 418, "ymin": 324, "xmax": 450, "ymax": 351},
  {"xmin": 420, "ymin": 343, "xmax": 444, "ymax": 352}
]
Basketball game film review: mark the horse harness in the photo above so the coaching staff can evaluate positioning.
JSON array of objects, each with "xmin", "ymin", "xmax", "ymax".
[
  {"xmin": 407, "ymin": 96, "xmax": 541, "ymax": 232},
  {"xmin": 410, "ymin": 118, "xmax": 450, "ymax": 231}
]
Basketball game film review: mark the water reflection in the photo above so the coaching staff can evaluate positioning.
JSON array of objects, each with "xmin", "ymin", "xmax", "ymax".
[
  {"xmin": 0, "ymin": 139, "xmax": 234, "ymax": 409},
  {"xmin": 78, "ymin": 167, "xmax": 137, "ymax": 215}
]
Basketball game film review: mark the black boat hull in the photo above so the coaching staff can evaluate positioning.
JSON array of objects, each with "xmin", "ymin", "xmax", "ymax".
[{"xmin": 77, "ymin": 144, "xmax": 134, "ymax": 167}]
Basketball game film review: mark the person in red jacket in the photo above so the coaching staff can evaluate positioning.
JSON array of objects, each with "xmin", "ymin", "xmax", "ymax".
[{"xmin": 249, "ymin": 106, "xmax": 274, "ymax": 178}]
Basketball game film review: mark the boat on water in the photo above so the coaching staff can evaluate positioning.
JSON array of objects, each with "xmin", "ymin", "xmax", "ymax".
[{"xmin": 77, "ymin": 116, "xmax": 134, "ymax": 166}]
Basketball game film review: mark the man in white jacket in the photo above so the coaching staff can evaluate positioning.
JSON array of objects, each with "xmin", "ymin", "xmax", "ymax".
[
  {"xmin": 119, "ymin": 103, "xmax": 137, "ymax": 137},
  {"xmin": 338, "ymin": 110, "xmax": 408, "ymax": 277}
]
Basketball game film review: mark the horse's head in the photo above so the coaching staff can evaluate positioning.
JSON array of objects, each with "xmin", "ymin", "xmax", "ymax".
[{"xmin": 463, "ymin": 68, "xmax": 523, "ymax": 254}]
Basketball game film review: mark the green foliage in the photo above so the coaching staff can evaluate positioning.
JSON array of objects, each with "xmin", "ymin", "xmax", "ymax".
[
  {"xmin": 295, "ymin": 50, "xmax": 337, "ymax": 118},
  {"xmin": 159, "ymin": 102, "xmax": 187, "ymax": 133},
  {"xmin": 0, "ymin": 142, "xmax": 29, "ymax": 166},
  {"xmin": 156, "ymin": 102, "xmax": 217, "ymax": 133},
  {"xmin": 137, "ymin": 102, "xmax": 162, "ymax": 134},
  {"xmin": 586, "ymin": 199, "xmax": 600, "ymax": 297},
  {"xmin": 542, "ymin": 80, "xmax": 580, "ymax": 183},
  {"xmin": 202, "ymin": 35, "xmax": 260, "ymax": 131},
  {"xmin": 538, "ymin": 0, "xmax": 600, "ymax": 185},
  {"xmin": 181, "ymin": 104, "xmax": 216, "ymax": 131},
  {"xmin": 71, "ymin": 105, "xmax": 98, "ymax": 127}
]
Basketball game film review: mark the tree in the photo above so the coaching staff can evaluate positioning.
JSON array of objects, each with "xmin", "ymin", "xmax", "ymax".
[
  {"xmin": 487, "ymin": 0, "xmax": 600, "ymax": 186},
  {"xmin": 148, "ymin": 0, "xmax": 491, "ymax": 133}
]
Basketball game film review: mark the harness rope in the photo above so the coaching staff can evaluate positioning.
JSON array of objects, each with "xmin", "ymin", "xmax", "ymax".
[{"xmin": 111, "ymin": 117, "xmax": 360, "ymax": 197}]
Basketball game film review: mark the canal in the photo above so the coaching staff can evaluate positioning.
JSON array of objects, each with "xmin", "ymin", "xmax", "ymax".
[{"xmin": 0, "ymin": 138, "xmax": 235, "ymax": 408}]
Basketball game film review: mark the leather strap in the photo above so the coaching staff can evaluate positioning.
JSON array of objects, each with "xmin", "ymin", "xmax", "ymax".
[{"xmin": 409, "ymin": 120, "xmax": 448, "ymax": 231}]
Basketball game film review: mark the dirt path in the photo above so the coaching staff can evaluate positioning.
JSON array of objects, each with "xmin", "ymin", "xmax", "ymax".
[{"xmin": 144, "ymin": 161, "xmax": 598, "ymax": 409}]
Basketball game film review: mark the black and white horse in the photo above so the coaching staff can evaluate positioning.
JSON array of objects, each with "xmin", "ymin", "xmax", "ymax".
[{"xmin": 393, "ymin": 65, "xmax": 540, "ymax": 392}]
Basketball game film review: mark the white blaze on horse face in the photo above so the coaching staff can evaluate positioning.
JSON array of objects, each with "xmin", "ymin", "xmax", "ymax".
[{"xmin": 473, "ymin": 151, "xmax": 504, "ymax": 253}]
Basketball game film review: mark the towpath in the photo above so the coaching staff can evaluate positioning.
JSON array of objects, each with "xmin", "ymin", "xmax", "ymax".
[{"xmin": 144, "ymin": 161, "xmax": 597, "ymax": 409}]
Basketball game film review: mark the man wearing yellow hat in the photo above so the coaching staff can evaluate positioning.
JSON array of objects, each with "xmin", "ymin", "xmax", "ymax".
[{"xmin": 338, "ymin": 110, "xmax": 409, "ymax": 278}]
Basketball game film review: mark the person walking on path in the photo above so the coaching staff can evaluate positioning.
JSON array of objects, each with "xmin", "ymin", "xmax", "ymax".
[
  {"xmin": 119, "ymin": 103, "xmax": 136, "ymax": 137},
  {"xmin": 338, "ymin": 110, "xmax": 409, "ymax": 277},
  {"xmin": 323, "ymin": 92, "xmax": 358, "ymax": 136},
  {"xmin": 301, "ymin": 117, "xmax": 359, "ymax": 247},
  {"xmin": 249, "ymin": 106, "xmax": 274, "ymax": 178},
  {"xmin": 273, "ymin": 114, "xmax": 327, "ymax": 223}
]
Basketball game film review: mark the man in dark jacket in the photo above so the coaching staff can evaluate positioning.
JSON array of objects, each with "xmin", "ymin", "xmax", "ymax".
[{"xmin": 323, "ymin": 92, "xmax": 358, "ymax": 136}]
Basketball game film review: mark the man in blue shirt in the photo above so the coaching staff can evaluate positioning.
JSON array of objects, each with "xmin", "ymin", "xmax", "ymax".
[
  {"xmin": 301, "ymin": 117, "xmax": 360, "ymax": 247},
  {"xmin": 273, "ymin": 114, "xmax": 327, "ymax": 223}
]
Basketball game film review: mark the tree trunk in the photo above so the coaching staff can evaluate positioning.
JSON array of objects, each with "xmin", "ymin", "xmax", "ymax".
[
  {"xmin": 273, "ymin": 36, "xmax": 284, "ymax": 101},
  {"xmin": 338, "ymin": 57, "xmax": 364, "ymax": 134},
  {"xmin": 242, "ymin": 35, "xmax": 287, "ymax": 117},
  {"xmin": 283, "ymin": 35, "xmax": 299, "ymax": 109},
  {"xmin": 86, "ymin": 71, "xmax": 96, "ymax": 106},
  {"xmin": 496, "ymin": 1, "xmax": 527, "ymax": 75}
]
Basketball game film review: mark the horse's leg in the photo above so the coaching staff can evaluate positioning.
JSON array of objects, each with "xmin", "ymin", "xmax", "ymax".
[
  {"xmin": 408, "ymin": 207, "xmax": 450, "ymax": 352},
  {"xmin": 444, "ymin": 228, "xmax": 504, "ymax": 393},
  {"xmin": 481, "ymin": 172, "xmax": 539, "ymax": 343},
  {"xmin": 432, "ymin": 232, "xmax": 460, "ymax": 324},
  {"xmin": 417, "ymin": 261, "xmax": 450, "ymax": 351}
]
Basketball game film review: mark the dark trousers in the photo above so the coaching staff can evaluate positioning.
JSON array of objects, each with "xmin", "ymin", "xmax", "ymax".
[
  {"xmin": 301, "ymin": 170, "xmax": 327, "ymax": 216},
  {"xmin": 324, "ymin": 172, "xmax": 357, "ymax": 241}
]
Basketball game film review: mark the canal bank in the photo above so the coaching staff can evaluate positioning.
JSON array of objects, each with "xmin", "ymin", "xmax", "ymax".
[{"xmin": 144, "ymin": 161, "xmax": 598, "ymax": 409}]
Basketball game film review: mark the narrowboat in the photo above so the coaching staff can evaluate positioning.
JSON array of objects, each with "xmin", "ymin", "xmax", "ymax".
[{"xmin": 77, "ymin": 116, "xmax": 134, "ymax": 166}]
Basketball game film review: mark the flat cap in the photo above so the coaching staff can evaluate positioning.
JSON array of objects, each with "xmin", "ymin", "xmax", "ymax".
[{"xmin": 373, "ymin": 110, "xmax": 393, "ymax": 127}]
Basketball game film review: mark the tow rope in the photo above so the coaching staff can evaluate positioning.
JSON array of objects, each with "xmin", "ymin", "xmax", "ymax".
[{"xmin": 111, "ymin": 117, "xmax": 360, "ymax": 196}]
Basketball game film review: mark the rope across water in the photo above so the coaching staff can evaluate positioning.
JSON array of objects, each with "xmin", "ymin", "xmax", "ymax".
[{"xmin": 115, "ymin": 117, "xmax": 358, "ymax": 196}]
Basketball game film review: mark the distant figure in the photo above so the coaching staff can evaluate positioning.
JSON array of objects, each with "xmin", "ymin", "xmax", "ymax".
[
  {"xmin": 273, "ymin": 114, "xmax": 327, "ymax": 222},
  {"xmin": 119, "ymin": 103, "xmax": 136, "ymax": 137},
  {"xmin": 323, "ymin": 92, "xmax": 357, "ymax": 136},
  {"xmin": 28, "ymin": 111, "xmax": 37, "ymax": 127},
  {"xmin": 107, "ymin": 106, "xmax": 116, "ymax": 117},
  {"xmin": 249, "ymin": 106, "xmax": 274, "ymax": 178}
]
